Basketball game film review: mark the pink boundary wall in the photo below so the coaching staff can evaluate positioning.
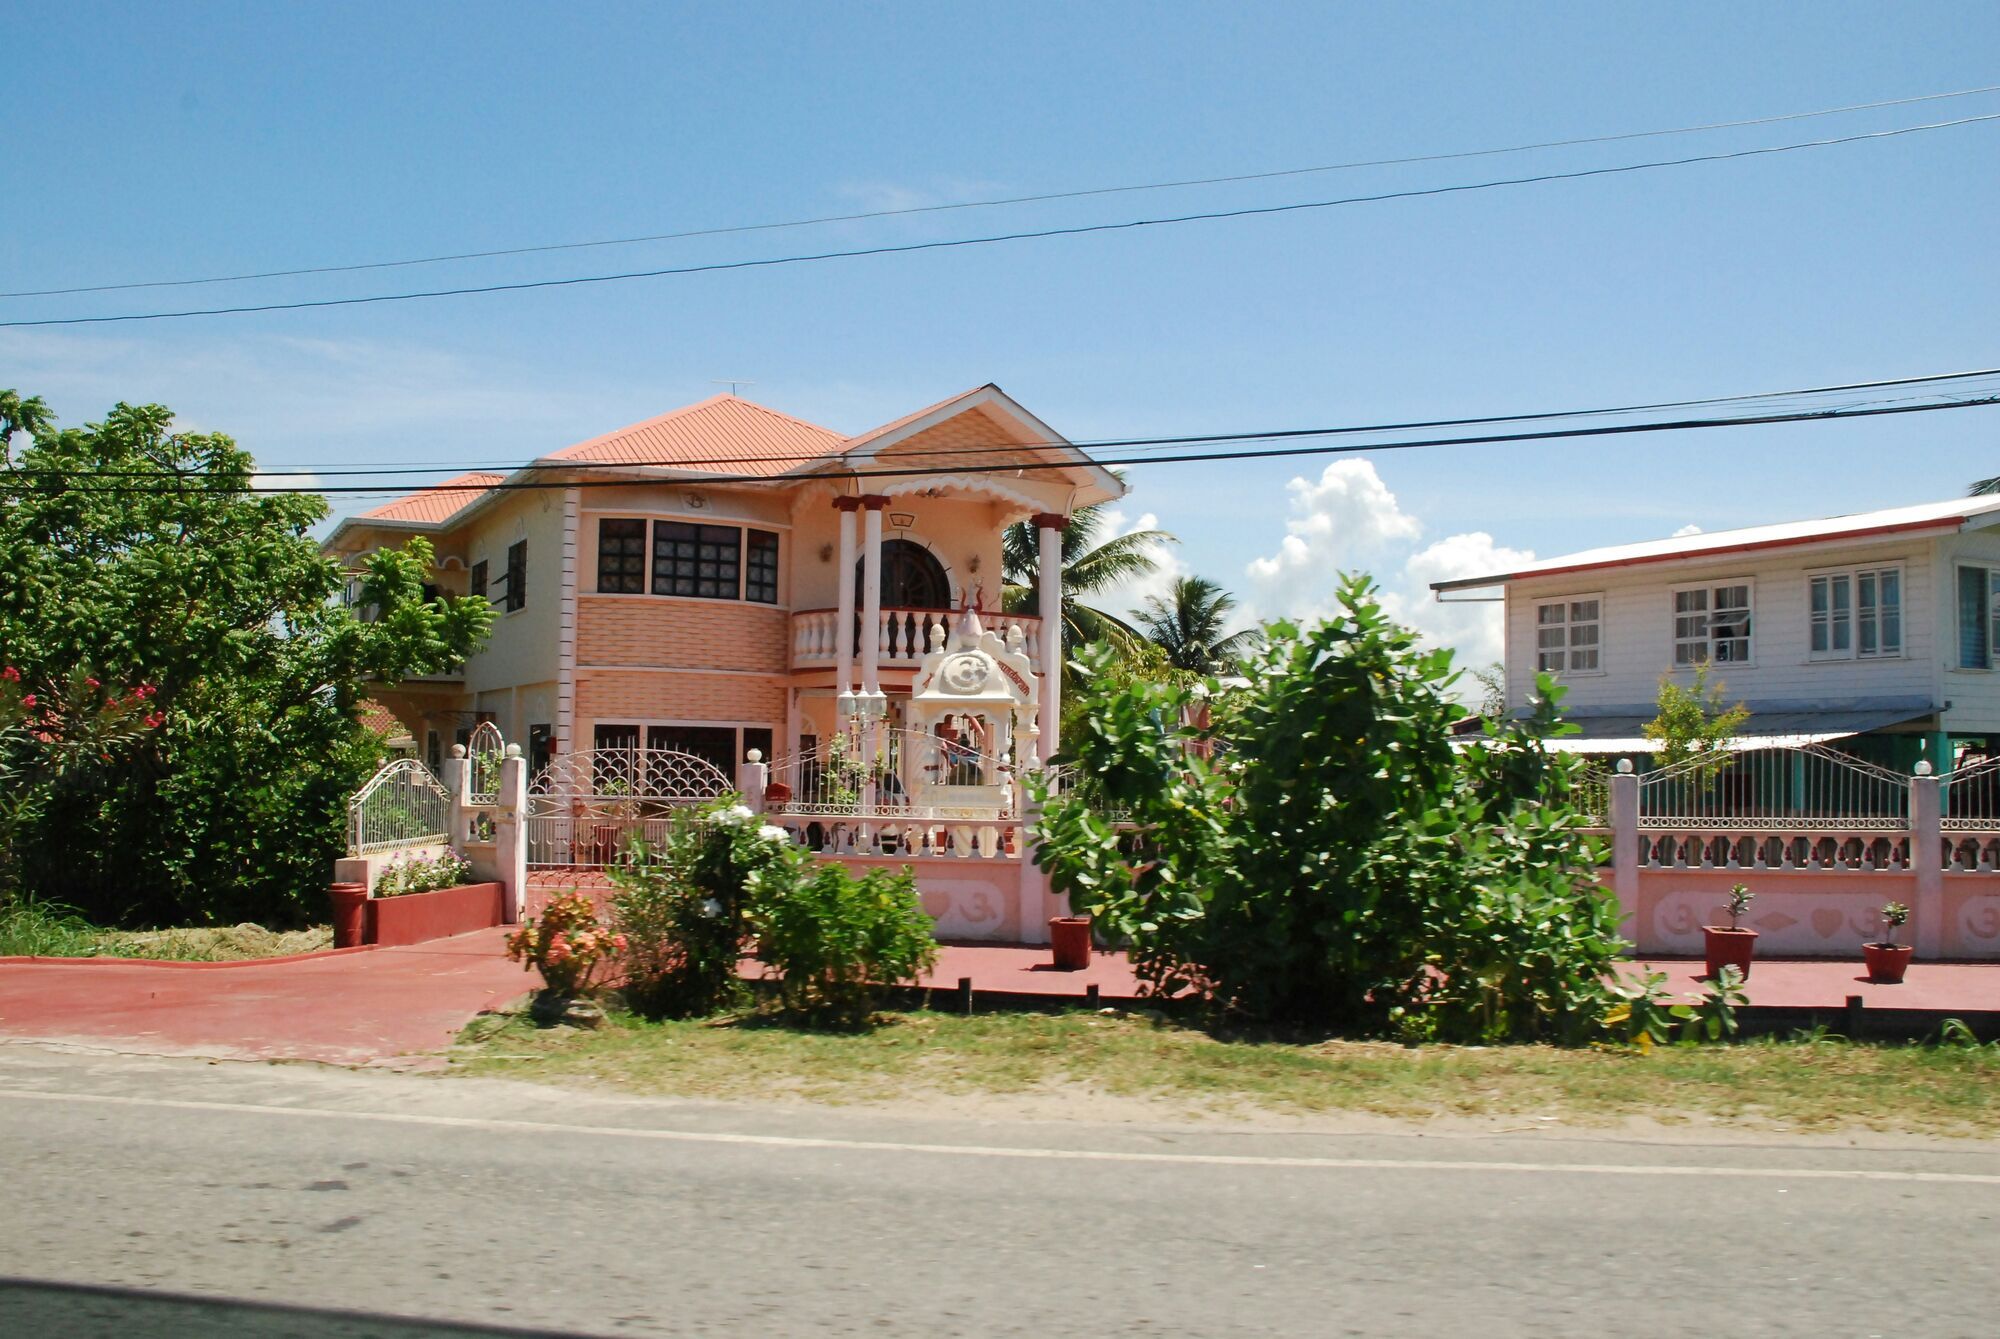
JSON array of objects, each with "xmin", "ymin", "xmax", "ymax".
[
  {"xmin": 367, "ymin": 882, "xmax": 506, "ymax": 947},
  {"xmin": 1613, "ymin": 868, "xmax": 2000, "ymax": 959}
]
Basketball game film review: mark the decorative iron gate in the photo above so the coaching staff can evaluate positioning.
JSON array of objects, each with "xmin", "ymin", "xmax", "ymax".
[
  {"xmin": 525, "ymin": 747, "xmax": 735, "ymax": 867},
  {"xmin": 347, "ymin": 758, "xmax": 452, "ymax": 855}
]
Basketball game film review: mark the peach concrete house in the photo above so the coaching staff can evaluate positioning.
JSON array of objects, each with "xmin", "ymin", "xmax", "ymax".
[{"xmin": 326, "ymin": 386, "xmax": 1122, "ymax": 941}]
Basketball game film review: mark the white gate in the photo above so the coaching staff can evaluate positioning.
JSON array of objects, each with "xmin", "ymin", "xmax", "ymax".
[
  {"xmin": 346, "ymin": 758, "xmax": 452, "ymax": 855},
  {"xmin": 525, "ymin": 747, "xmax": 735, "ymax": 867}
]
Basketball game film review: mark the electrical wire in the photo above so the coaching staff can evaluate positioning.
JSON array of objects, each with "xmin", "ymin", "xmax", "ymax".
[
  {"xmin": 8, "ymin": 364, "xmax": 1998, "ymax": 481},
  {"xmin": 8, "ymin": 111, "xmax": 1999, "ymax": 330},
  {"xmin": 9, "ymin": 393, "xmax": 1997, "ymax": 497},
  {"xmin": 9, "ymin": 82, "xmax": 1998, "ymax": 300}
]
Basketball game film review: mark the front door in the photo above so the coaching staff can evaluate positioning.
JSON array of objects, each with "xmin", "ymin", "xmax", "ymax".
[{"xmin": 856, "ymin": 538, "xmax": 951, "ymax": 610}]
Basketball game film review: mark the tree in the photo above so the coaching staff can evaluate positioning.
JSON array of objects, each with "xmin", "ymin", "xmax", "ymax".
[
  {"xmin": 1001, "ymin": 495, "xmax": 1173, "ymax": 664},
  {"xmin": 0, "ymin": 394, "xmax": 493, "ymax": 925},
  {"xmin": 1033, "ymin": 575, "xmax": 1622, "ymax": 1040},
  {"xmin": 1641, "ymin": 664, "xmax": 1748, "ymax": 779},
  {"xmin": 1970, "ymin": 475, "xmax": 2000, "ymax": 497},
  {"xmin": 1136, "ymin": 575, "xmax": 1257, "ymax": 674}
]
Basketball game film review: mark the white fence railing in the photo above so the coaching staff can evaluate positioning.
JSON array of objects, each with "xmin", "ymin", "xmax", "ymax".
[
  {"xmin": 347, "ymin": 758, "xmax": 452, "ymax": 855},
  {"xmin": 790, "ymin": 607, "xmax": 1042, "ymax": 668},
  {"xmin": 766, "ymin": 725, "xmax": 1023, "ymax": 859},
  {"xmin": 525, "ymin": 747, "xmax": 734, "ymax": 867},
  {"xmin": 466, "ymin": 720, "xmax": 505, "ymax": 805},
  {"xmin": 1637, "ymin": 744, "xmax": 1909, "ymax": 831}
]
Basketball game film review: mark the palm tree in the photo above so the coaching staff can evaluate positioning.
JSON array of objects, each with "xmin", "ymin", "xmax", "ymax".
[
  {"xmin": 1001, "ymin": 498, "xmax": 1173, "ymax": 665},
  {"xmin": 1972, "ymin": 475, "xmax": 2000, "ymax": 497},
  {"xmin": 1137, "ymin": 575, "xmax": 1258, "ymax": 674}
]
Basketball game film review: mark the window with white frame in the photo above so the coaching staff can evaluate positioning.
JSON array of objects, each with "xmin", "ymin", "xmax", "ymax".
[
  {"xmin": 1957, "ymin": 565, "xmax": 2000, "ymax": 669},
  {"xmin": 1811, "ymin": 567, "xmax": 1901, "ymax": 660},
  {"xmin": 1673, "ymin": 582, "xmax": 1753, "ymax": 665},
  {"xmin": 1534, "ymin": 597, "xmax": 1602, "ymax": 673}
]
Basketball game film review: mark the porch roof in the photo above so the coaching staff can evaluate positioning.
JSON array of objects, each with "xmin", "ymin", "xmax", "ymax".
[{"xmin": 1527, "ymin": 699, "xmax": 1937, "ymax": 754}]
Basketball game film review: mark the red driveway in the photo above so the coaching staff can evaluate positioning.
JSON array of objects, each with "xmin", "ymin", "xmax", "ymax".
[{"xmin": 0, "ymin": 929, "xmax": 531, "ymax": 1065}]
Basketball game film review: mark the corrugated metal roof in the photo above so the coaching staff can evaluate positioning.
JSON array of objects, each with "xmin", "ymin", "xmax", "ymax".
[
  {"xmin": 1432, "ymin": 494, "xmax": 2000, "ymax": 591},
  {"xmin": 357, "ymin": 472, "xmax": 507, "ymax": 525},
  {"xmin": 541, "ymin": 394, "xmax": 845, "ymax": 476}
]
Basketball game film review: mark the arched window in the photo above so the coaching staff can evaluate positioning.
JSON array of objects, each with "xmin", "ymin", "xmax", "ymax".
[{"xmin": 857, "ymin": 539, "xmax": 951, "ymax": 610}]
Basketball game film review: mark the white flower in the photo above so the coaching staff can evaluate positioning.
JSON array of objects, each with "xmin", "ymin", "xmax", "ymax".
[
  {"xmin": 756, "ymin": 824, "xmax": 791, "ymax": 844},
  {"xmin": 700, "ymin": 898, "xmax": 723, "ymax": 919},
  {"xmin": 713, "ymin": 803, "xmax": 756, "ymax": 828}
]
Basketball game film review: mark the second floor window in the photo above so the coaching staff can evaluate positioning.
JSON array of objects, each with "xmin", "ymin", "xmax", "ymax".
[
  {"xmin": 1958, "ymin": 565, "xmax": 2000, "ymax": 669},
  {"xmin": 745, "ymin": 529, "xmax": 780, "ymax": 604},
  {"xmin": 1534, "ymin": 597, "xmax": 1601, "ymax": 674},
  {"xmin": 1812, "ymin": 568, "xmax": 1901, "ymax": 660},
  {"xmin": 470, "ymin": 560, "xmax": 488, "ymax": 600},
  {"xmin": 504, "ymin": 540, "xmax": 527, "ymax": 612},
  {"xmin": 597, "ymin": 519, "xmax": 647, "ymax": 593},
  {"xmin": 1673, "ymin": 583, "xmax": 1752, "ymax": 665},
  {"xmin": 654, "ymin": 522, "xmax": 742, "ymax": 599}
]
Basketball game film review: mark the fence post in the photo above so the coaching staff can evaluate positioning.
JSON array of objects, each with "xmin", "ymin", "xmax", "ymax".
[
  {"xmin": 493, "ymin": 745, "xmax": 528, "ymax": 924},
  {"xmin": 1609, "ymin": 760, "xmax": 1641, "ymax": 948},
  {"xmin": 1911, "ymin": 763, "xmax": 1943, "ymax": 959},
  {"xmin": 738, "ymin": 749, "xmax": 771, "ymax": 814},
  {"xmin": 443, "ymin": 744, "xmax": 472, "ymax": 848},
  {"xmin": 1017, "ymin": 782, "xmax": 1055, "ymax": 944}
]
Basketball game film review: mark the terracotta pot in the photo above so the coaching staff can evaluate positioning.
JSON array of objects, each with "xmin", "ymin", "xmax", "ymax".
[
  {"xmin": 329, "ymin": 881, "xmax": 369, "ymax": 949},
  {"xmin": 1050, "ymin": 915, "xmax": 1092, "ymax": 970},
  {"xmin": 1864, "ymin": 942, "xmax": 1914, "ymax": 984},
  {"xmin": 1702, "ymin": 925, "xmax": 1758, "ymax": 981}
]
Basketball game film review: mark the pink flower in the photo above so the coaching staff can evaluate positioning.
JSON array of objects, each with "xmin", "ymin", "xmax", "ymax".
[
  {"xmin": 35, "ymin": 732, "xmax": 53, "ymax": 743},
  {"xmin": 19, "ymin": 694, "xmax": 34, "ymax": 708},
  {"xmin": 1, "ymin": 666, "xmax": 17, "ymax": 682},
  {"xmin": 84, "ymin": 677, "xmax": 99, "ymax": 689}
]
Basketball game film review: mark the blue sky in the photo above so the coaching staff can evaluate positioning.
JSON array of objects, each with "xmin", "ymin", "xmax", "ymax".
[{"xmin": 6, "ymin": 2, "xmax": 1999, "ymax": 663}]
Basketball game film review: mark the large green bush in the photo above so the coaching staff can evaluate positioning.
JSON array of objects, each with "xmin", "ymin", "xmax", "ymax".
[
  {"xmin": 1033, "ymin": 574, "xmax": 1622, "ymax": 1042},
  {"xmin": 0, "ymin": 394, "xmax": 490, "ymax": 926},
  {"xmin": 606, "ymin": 799, "xmax": 938, "ymax": 1028}
]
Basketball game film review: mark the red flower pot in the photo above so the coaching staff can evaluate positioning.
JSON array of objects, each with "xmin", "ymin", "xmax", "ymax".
[
  {"xmin": 329, "ymin": 881, "xmax": 369, "ymax": 949},
  {"xmin": 1863, "ymin": 942, "xmax": 1914, "ymax": 984},
  {"xmin": 1702, "ymin": 926, "xmax": 1758, "ymax": 981},
  {"xmin": 1049, "ymin": 916, "xmax": 1092, "ymax": 970}
]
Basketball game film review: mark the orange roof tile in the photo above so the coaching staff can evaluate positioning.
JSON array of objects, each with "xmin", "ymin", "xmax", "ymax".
[
  {"xmin": 541, "ymin": 394, "xmax": 845, "ymax": 476},
  {"xmin": 358, "ymin": 472, "xmax": 506, "ymax": 525}
]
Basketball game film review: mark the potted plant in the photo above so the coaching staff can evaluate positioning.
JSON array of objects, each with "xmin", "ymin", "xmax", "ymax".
[
  {"xmin": 1702, "ymin": 883, "xmax": 1758, "ymax": 981},
  {"xmin": 1863, "ymin": 900, "xmax": 1914, "ymax": 984},
  {"xmin": 1049, "ymin": 911, "xmax": 1092, "ymax": 970}
]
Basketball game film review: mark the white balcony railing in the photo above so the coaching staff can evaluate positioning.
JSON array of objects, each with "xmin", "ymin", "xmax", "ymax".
[{"xmin": 790, "ymin": 607, "xmax": 1042, "ymax": 669}]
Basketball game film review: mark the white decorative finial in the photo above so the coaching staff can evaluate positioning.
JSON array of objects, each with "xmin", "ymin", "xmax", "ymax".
[{"xmin": 1616, "ymin": 757, "xmax": 1634, "ymax": 774}]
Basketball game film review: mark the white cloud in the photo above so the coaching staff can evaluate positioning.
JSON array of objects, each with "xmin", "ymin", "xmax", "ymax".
[
  {"xmin": 1092, "ymin": 507, "xmax": 1189, "ymax": 625},
  {"xmin": 1240, "ymin": 459, "xmax": 1533, "ymax": 677},
  {"xmin": 1672, "ymin": 523, "xmax": 1704, "ymax": 538}
]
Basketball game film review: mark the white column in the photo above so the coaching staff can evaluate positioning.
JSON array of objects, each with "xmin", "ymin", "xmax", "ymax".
[
  {"xmin": 1911, "ymin": 765, "xmax": 1943, "ymax": 959},
  {"xmin": 834, "ymin": 499, "xmax": 859, "ymax": 719},
  {"xmin": 1035, "ymin": 513, "xmax": 1065, "ymax": 756},
  {"xmin": 860, "ymin": 498, "xmax": 886, "ymax": 700},
  {"xmin": 494, "ymin": 745, "xmax": 528, "ymax": 924},
  {"xmin": 444, "ymin": 744, "xmax": 472, "ymax": 848},
  {"xmin": 1609, "ymin": 761, "xmax": 1640, "ymax": 949}
]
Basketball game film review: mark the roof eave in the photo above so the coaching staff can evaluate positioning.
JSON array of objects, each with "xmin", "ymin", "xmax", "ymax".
[{"xmin": 1429, "ymin": 515, "xmax": 1967, "ymax": 593}]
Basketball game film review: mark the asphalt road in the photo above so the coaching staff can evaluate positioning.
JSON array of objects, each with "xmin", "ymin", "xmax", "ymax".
[{"xmin": 1, "ymin": 1047, "xmax": 1995, "ymax": 1337}]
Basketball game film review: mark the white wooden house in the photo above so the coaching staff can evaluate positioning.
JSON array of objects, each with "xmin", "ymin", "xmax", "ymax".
[{"xmin": 1431, "ymin": 493, "xmax": 2000, "ymax": 770}]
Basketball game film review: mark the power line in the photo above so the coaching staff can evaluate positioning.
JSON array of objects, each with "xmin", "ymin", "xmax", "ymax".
[
  {"xmin": 10, "ymin": 83, "xmax": 1998, "ymax": 302},
  {"xmin": 9, "ymin": 110, "xmax": 1999, "ymax": 331},
  {"xmin": 12, "ymin": 365, "xmax": 2000, "ymax": 482},
  {"xmin": 10, "ymin": 394, "xmax": 1998, "ymax": 497}
]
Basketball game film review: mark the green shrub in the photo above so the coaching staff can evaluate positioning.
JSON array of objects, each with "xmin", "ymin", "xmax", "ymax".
[
  {"xmin": 751, "ymin": 863, "xmax": 938, "ymax": 1029},
  {"xmin": 1033, "ymin": 573, "xmax": 1624, "ymax": 1042},
  {"xmin": 607, "ymin": 806, "xmax": 772, "ymax": 1018}
]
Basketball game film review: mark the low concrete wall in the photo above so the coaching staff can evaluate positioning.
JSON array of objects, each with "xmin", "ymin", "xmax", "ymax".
[
  {"xmin": 827, "ymin": 854, "xmax": 1049, "ymax": 943},
  {"xmin": 367, "ymin": 882, "xmax": 505, "ymax": 947},
  {"xmin": 1615, "ymin": 868, "xmax": 2000, "ymax": 960},
  {"xmin": 334, "ymin": 844, "xmax": 451, "ymax": 894}
]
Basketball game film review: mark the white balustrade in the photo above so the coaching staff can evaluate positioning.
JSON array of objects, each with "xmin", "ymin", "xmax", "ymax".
[{"xmin": 790, "ymin": 608, "xmax": 1040, "ymax": 668}]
